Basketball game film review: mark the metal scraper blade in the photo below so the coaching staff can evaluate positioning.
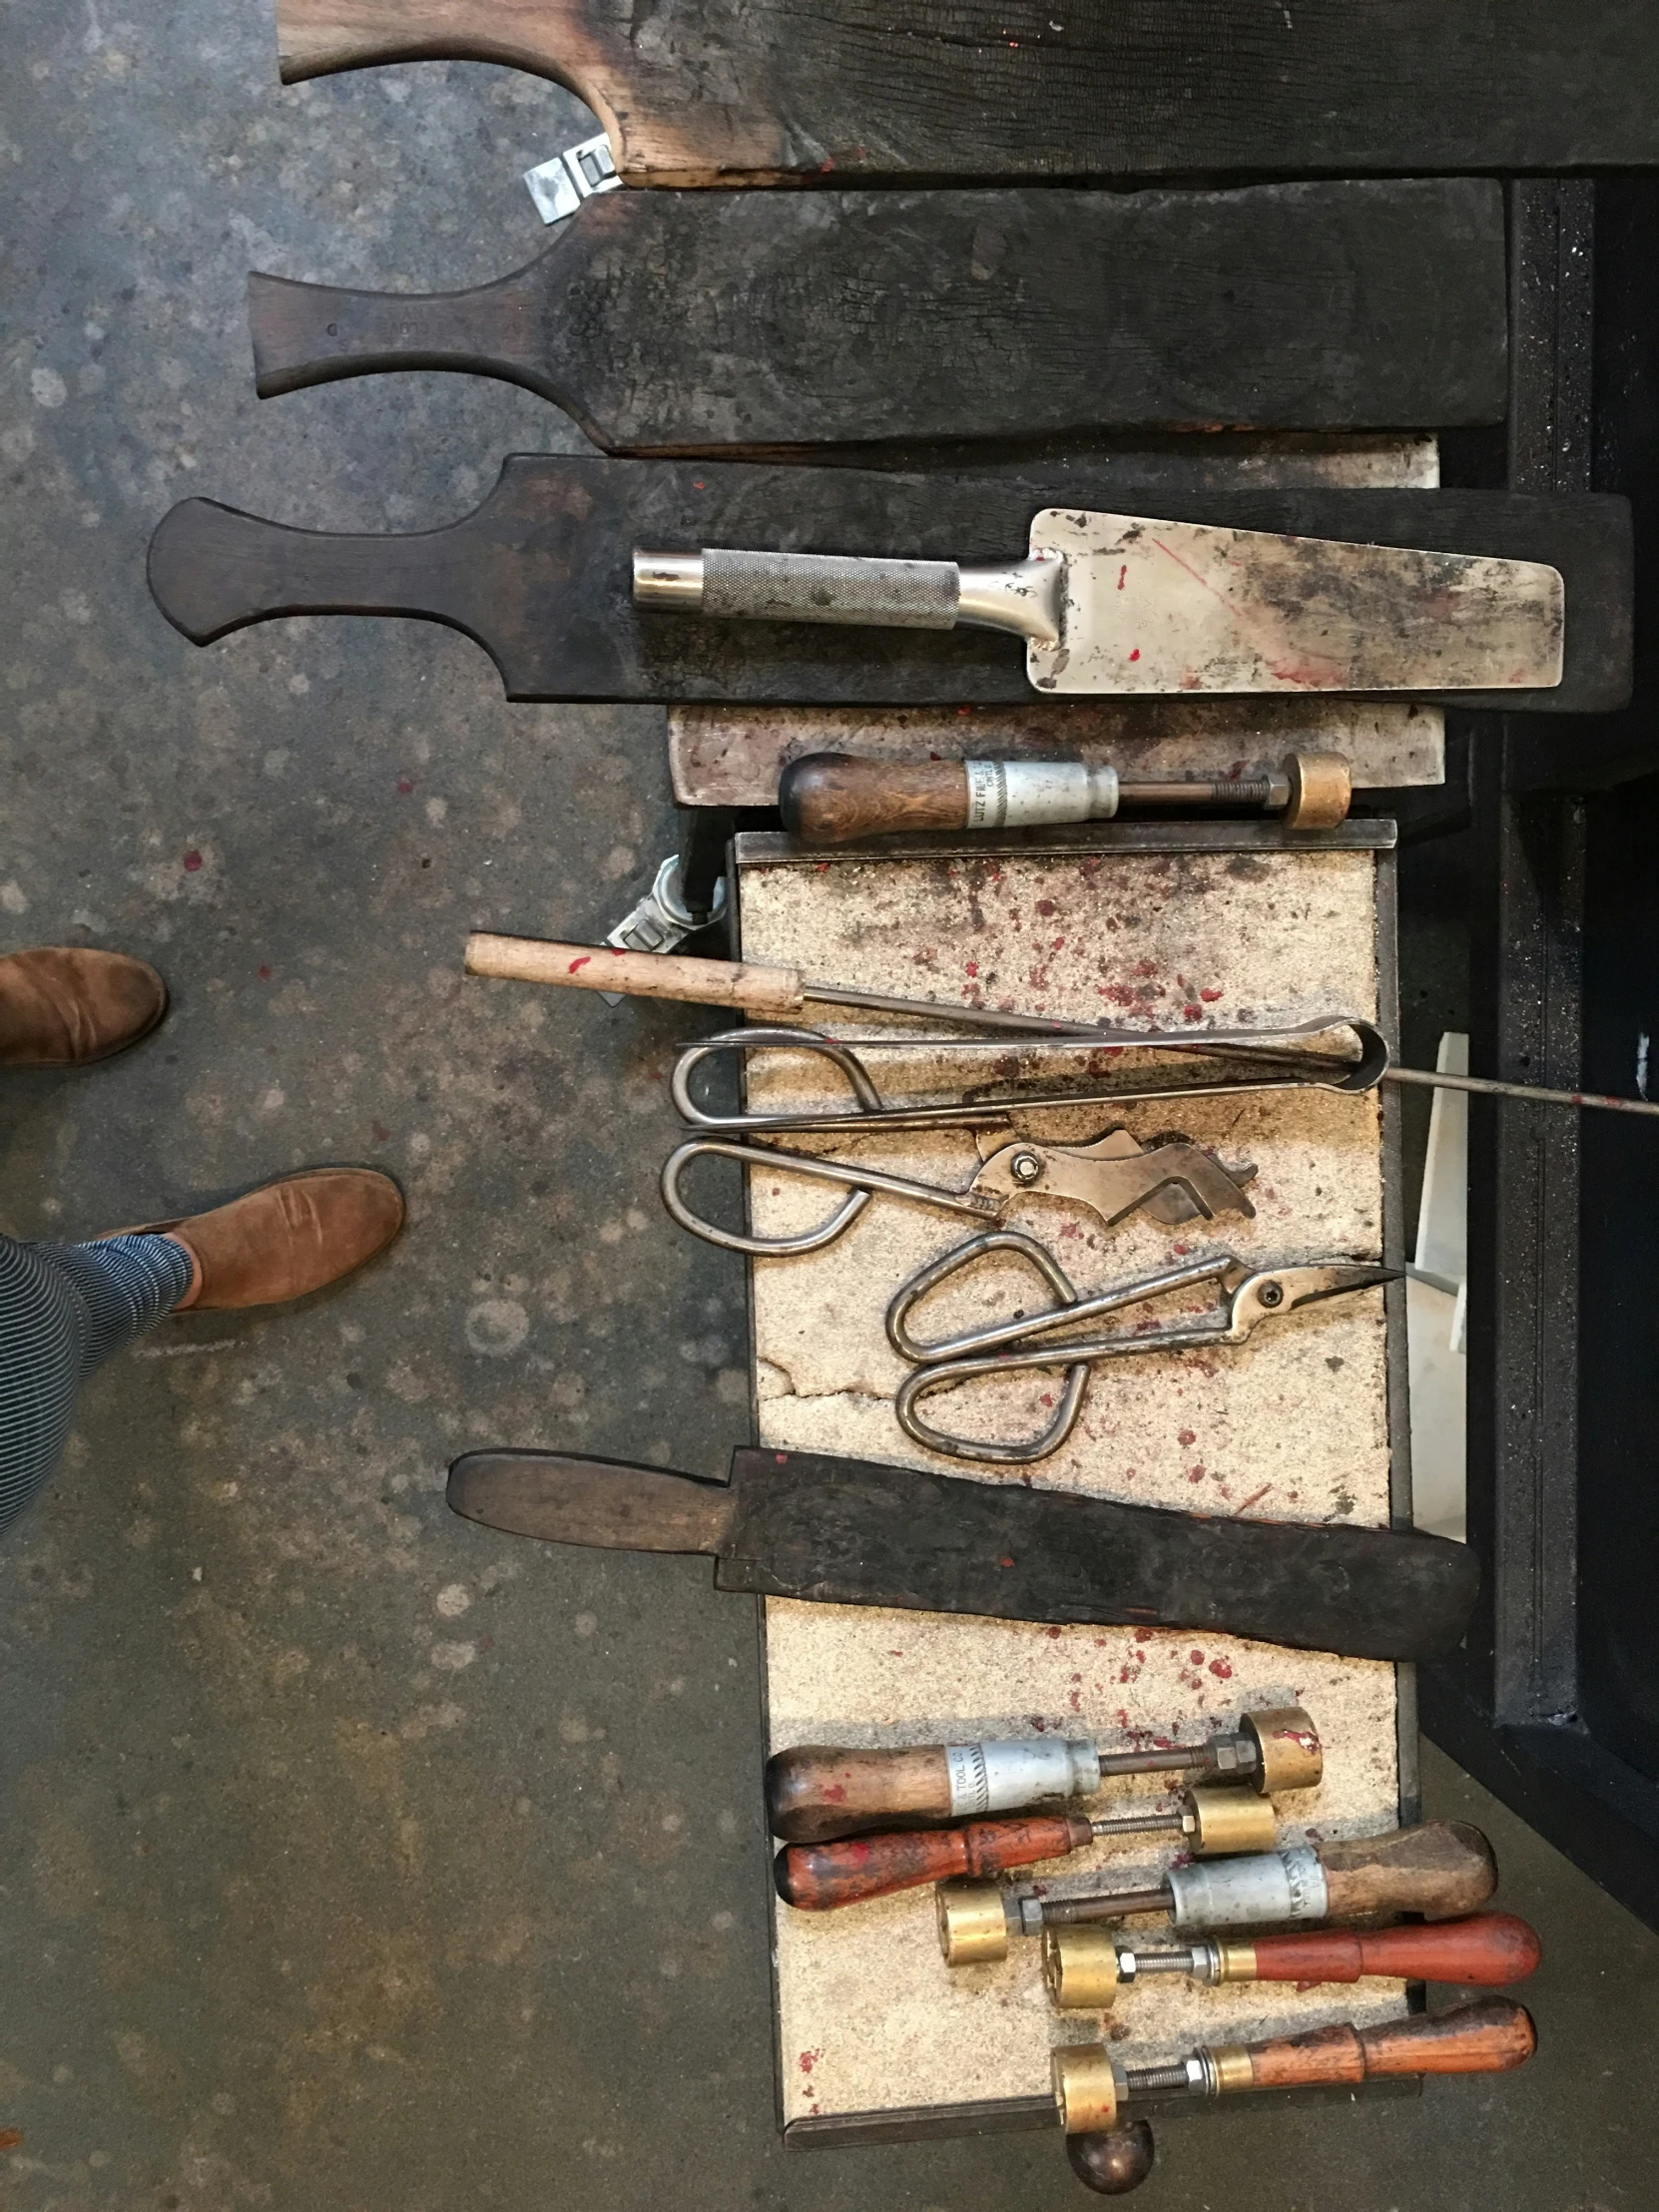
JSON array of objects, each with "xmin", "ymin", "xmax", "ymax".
[{"xmin": 1025, "ymin": 508, "xmax": 1565, "ymax": 697}]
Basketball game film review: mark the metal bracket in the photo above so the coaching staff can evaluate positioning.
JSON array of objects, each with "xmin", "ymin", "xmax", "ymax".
[
  {"xmin": 524, "ymin": 133, "xmax": 620, "ymax": 225},
  {"xmin": 599, "ymin": 853, "xmax": 728, "ymax": 1002}
]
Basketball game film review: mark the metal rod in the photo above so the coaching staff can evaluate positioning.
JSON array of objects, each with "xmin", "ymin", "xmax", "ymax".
[
  {"xmin": 1382, "ymin": 1064, "xmax": 1659, "ymax": 1119},
  {"xmin": 1096, "ymin": 1746, "xmax": 1211, "ymax": 1778},
  {"xmin": 1041, "ymin": 1886, "xmax": 1172, "ymax": 1926},
  {"xmin": 1090, "ymin": 1811, "xmax": 1185, "ymax": 1840}
]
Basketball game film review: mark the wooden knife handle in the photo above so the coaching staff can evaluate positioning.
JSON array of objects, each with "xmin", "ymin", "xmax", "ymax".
[
  {"xmin": 776, "ymin": 1814, "xmax": 1091, "ymax": 1911},
  {"xmin": 779, "ymin": 754, "xmax": 969, "ymax": 841},
  {"xmin": 464, "ymin": 934, "xmax": 804, "ymax": 1015},
  {"xmin": 1244, "ymin": 1913, "xmax": 1540, "ymax": 1987},
  {"xmin": 1239, "ymin": 1998, "xmax": 1535, "ymax": 2091},
  {"xmin": 766, "ymin": 1743, "xmax": 954, "ymax": 1845},
  {"xmin": 1320, "ymin": 1820, "xmax": 1497, "ymax": 1921},
  {"xmin": 249, "ymin": 266, "xmax": 555, "ymax": 403}
]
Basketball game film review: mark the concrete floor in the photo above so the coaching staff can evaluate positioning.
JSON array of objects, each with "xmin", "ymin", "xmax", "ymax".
[{"xmin": 3, "ymin": 8, "xmax": 1657, "ymax": 2206}]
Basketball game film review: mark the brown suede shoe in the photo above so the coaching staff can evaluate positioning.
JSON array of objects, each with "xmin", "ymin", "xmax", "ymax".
[
  {"xmin": 123, "ymin": 1168, "xmax": 404, "ymax": 1311},
  {"xmin": 0, "ymin": 946, "xmax": 167, "ymax": 1066}
]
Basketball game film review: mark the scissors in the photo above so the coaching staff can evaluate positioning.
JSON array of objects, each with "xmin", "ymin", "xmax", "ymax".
[
  {"xmin": 885, "ymin": 1228, "xmax": 1397, "ymax": 1463},
  {"xmin": 661, "ymin": 1032, "xmax": 1259, "ymax": 1256}
]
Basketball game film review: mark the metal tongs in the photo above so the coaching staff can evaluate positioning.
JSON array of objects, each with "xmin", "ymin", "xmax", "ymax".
[
  {"xmin": 661, "ymin": 1027, "xmax": 1289, "ymax": 1256},
  {"xmin": 885, "ymin": 1229, "xmax": 1397, "ymax": 1464}
]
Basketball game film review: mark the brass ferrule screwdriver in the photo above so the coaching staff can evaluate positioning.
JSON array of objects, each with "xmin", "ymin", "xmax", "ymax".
[
  {"xmin": 776, "ymin": 1786, "xmax": 1280, "ymax": 1912},
  {"xmin": 938, "ymin": 1820, "xmax": 1497, "ymax": 1964},
  {"xmin": 777, "ymin": 750, "xmax": 1352, "ymax": 843},
  {"xmin": 1041, "ymin": 1911, "xmax": 1541, "ymax": 2009},
  {"xmin": 1053, "ymin": 1996, "xmax": 1535, "ymax": 2134},
  {"xmin": 765, "ymin": 1705, "xmax": 1321, "ymax": 1844}
]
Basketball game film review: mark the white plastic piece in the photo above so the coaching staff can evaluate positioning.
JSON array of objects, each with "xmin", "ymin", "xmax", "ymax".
[
  {"xmin": 963, "ymin": 760, "xmax": 1120, "ymax": 829},
  {"xmin": 945, "ymin": 1737, "xmax": 1102, "ymax": 1818},
  {"xmin": 1408, "ymin": 1030, "xmax": 1468, "ymax": 1543},
  {"xmin": 1166, "ymin": 1846, "xmax": 1329, "ymax": 1930},
  {"xmin": 525, "ymin": 132, "xmax": 620, "ymax": 225}
]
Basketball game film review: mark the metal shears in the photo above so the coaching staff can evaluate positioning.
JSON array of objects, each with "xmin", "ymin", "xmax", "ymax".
[
  {"xmin": 661, "ymin": 1029, "xmax": 1261, "ymax": 1257},
  {"xmin": 885, "ymin": 1228, "xmax": 1397, "ymax": 1464}
]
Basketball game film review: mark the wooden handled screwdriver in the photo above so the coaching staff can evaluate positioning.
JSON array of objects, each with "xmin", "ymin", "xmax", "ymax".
[
  {"xmin": 767, "ymin": 1706, "xmax": 1322, "ymax": 1844},
  {"xmin": 778, "ymin": 750, "xmax": 1353, "ymax": 843},
  {"xmin": 1056, "ymin": 1998, "xmax": 1535, "ymax": 2191},
  {"xmin": 777, "ymin": 1786, "xmax": 1280, "ymax": 1912},
  {"xmin": 1042, "ymin": 1910, "xmax": 1541, "ymax": 2008},
  {"xmin": 938, "ymin": 1820, "xmax": 1497, "ymax": 1963}
]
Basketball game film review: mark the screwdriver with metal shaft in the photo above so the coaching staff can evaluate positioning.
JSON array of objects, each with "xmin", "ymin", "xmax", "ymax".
[
  {"xmin": 1041, "ymin": 1910, "xmax": 1541, "ymax": 2008},
  {"xmin": 776, "ymin": 750, "xmax": 1353, "ymax": 843},
  {"xmin": 766, "ymin": 1705, "xmax": 1321, "ymax": 1844},
  {"xmin": 777, "ymin": 1786, "xmax": 1279, "ymax": 1911},
  {"xmin": 464, "ymin": 933, "xmax": 1659, "ymax": 1121},
  {"xmin": 1055, "ymin": 1999, "xmax": 1536, "ymax": 2195},
  {"xmin": 938, "ymin": 1819, "xmax": 1497, "ymax": 1963}
]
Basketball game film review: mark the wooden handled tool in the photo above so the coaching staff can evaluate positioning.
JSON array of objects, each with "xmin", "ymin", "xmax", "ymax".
[
  {"xmin": 271, "ymin": 0, "xmax": 1659, "ymax": 187},
  {"xmin": 1053, "ymin": 1996, "xmax": 1535, "ymax": 2135},
  {"xmin": 246, "ymin": 181, "xmax": 1506, "ymax": 447},
  {"xmin": 145, "ymin": 460, "xmax": 1634, "ymax": 714},
  {"xmin": 777, "ymin": 1787, "xmax": 1279, "ymax": 1911},
  {"xmin": 777, "ymin": 750, "xmax": 1352, "ymax": 842},
  {"xmin": 1042, "ymin": 1911, "xmax": 1542, "ymax": 2008},
  {"xmin": 937, "ymin": 1821, "xmax": 1497, "ymax": 1963},
  {"xmin": 766, "ymin": 1707, "xmax": 1321, "ymax": 1845},
  {"xmin": 633, "ymin": 512, "xmax": 1565, "ymax": 697}
]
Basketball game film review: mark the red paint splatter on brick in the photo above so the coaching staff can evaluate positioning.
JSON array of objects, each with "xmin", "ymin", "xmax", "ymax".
[
  {"xmin": 1201, "ymin": 986, "xmax": 1223, "ymax": 1002},
  {"xmin": 1128, "ymin": 648, "xmax": 1141, "ymax": 662},
  {"xmin": 799, "ymin": 2049, "xmax": 820, "ymax": 2074},
  {"xmin": 965, "ymin": 960, "xmax": 979, "ymax": 976},
  {"xmin": 1178, "ymin": 1428, "xmax": 1196, "ymax": 1446},
  {"xmin": 183, "ymin": 849, "xmax": 203, "ymax": 872},
  {"xmin": 1189, "ymin": 1651, "xmax": 1204, "ymax": 1666},
  {"xmin": 396, "ymin": 777, "xmax": 414, "ymax": 795},
  {"xmin": 1117, "ymin": 565, "xmax": 1127, "ymax": 590},
  {"xmin": 257, "ymin": 964, "xmax": 273, "ymax": 982},
  {"xmin": 1208, "ymin": 1659, "xmax": 1234, "ymax": 1680},
  {"xmin": 1183, "ymin": 1003, "xmax": 1204, "ymax": 1021},
  {"xmin": 568, "ymin": 955, "xmax": 591, "ymax": 973}
]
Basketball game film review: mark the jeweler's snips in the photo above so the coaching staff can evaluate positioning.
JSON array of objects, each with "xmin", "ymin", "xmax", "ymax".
[
  {"xmin": 661, "ymin": 1029, "xmax": 1258, "ymax": 1258},
  {"xmin": 886, "ymin": 1230, "xmax": 1397, "ymax": 1464}
]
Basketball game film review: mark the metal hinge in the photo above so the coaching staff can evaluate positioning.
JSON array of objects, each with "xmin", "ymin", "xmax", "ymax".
[{"xmin": 523, "ymin": 133, "xmax": 620, "ymax": 226}]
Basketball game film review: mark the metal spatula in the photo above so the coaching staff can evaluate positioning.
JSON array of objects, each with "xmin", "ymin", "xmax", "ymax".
[{"xmin": 634, "ymin": 509, "xmax": 1564, "ymax": 696}]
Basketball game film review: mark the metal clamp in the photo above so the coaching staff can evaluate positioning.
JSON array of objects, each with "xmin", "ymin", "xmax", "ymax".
[{"xmin": 524, "ymin": 132, "xmax": 620, "ymax": 225}]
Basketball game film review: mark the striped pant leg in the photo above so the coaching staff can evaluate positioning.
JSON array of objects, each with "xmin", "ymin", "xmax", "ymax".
[{"xmin": 0, "ymin": 1231, "xmax": 194, "ymax": 1536}]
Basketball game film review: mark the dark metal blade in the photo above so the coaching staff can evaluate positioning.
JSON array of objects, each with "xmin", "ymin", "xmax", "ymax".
[{"xmin": 446, "ymin": 1449, "xmax": 738, "ymax": 1555}]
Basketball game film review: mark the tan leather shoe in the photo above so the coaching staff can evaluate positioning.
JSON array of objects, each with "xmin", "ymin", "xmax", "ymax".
[
  {"xmin": 124, "ymin": 1169, "xmax": 405, "ymax": 1311},
  {"xmin": 0, "ymin": 947, "xmax": 167, "ymax": 1066}
]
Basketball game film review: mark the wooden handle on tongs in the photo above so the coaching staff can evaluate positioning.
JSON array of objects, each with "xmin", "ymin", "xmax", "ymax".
[{"xmin": 464, "ymin": 932, "xmax": 805, "ymax": 1015}]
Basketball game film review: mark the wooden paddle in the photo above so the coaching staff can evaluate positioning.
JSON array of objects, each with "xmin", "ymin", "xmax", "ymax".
[
  {"xmin": 273, "ymin": 0, "xmax": 1659, "ymax": 186},
  {"xmin": 146, "ymin": 459, "xmax": 1633, "ymax": 711},
  {"xmin": 247, "ymin": 179, "xmax": 1506, "ymax": 451}
]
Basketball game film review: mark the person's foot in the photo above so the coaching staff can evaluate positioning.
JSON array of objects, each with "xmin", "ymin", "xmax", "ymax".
[
  {"xmin": 0, "ymin": 946, "xmax": 167, "ymax": 1067},
  {"xmin": 121, "ymin": 1168, "xmax": 404, "ymax": 1310}
]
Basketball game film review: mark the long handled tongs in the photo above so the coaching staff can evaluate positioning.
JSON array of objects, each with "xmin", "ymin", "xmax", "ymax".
[{"xmin": 885, "ymin": 1229, "xmax": 1397, "ymax": 1463}]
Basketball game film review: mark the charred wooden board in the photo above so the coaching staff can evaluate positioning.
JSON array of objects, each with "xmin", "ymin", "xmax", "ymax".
[
  {"xmin": 275, "ymin": 0, "xmax": 1659, "ymax": 184},
  {"xmin": 445, "ymin": 1445, "xmax": 1481, "ymax": 1663},
  {"xmin": 148, "ymin": 459, "xmax": 1633, "ymax": 712},
  {"xmin": 248, "ymin": 180, "xmax": 1506, "ymax": 450}
]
